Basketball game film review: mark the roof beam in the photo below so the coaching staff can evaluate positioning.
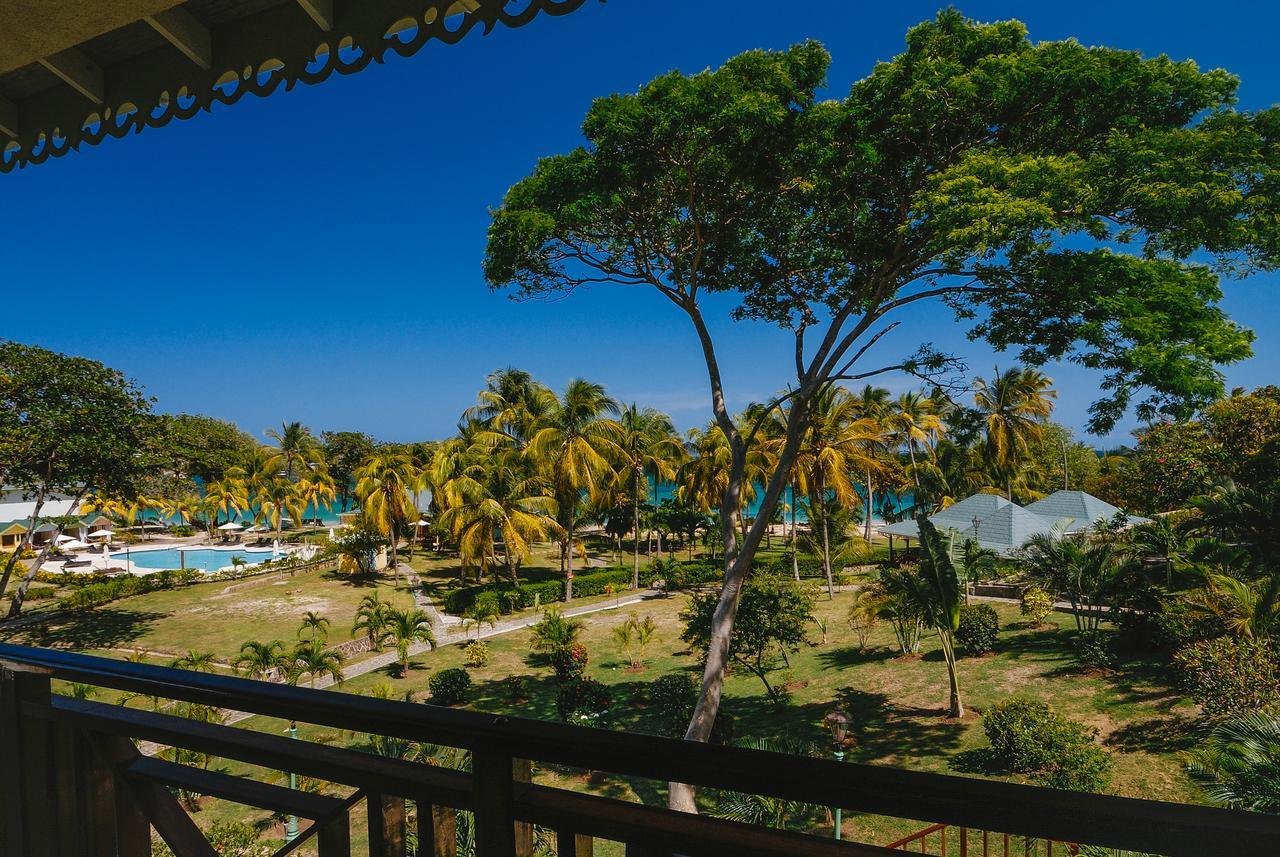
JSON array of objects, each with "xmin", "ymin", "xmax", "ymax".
[
  {"xmin": 0, "ymin": 95, "xmax": 18, "ymax": 139},
  {"xmin": 296, "ymin": 0, "xmax": 333, "ymax": 31},
  {"xmin": 145, "ymin": 6, "xmax": 212, "ymax": 71},
  {"xmin": 37, "ymin": 48, "xmax": 104, "ymax": 105}
]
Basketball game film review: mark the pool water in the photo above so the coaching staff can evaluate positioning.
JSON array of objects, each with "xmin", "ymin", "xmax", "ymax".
[{"xmin": 111, "ymin": 547, "xmax": 272, "ymax": 572}]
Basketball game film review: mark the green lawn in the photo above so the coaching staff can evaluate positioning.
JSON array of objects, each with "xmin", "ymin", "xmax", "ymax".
[{"xmin": 3, "ymin": 541, "xmax": 1205, "ymax": 852}]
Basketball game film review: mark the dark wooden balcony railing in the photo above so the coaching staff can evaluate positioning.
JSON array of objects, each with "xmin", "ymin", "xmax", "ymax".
[{"xmin": 2, "ymin": 643, "xmax": 1278, "ymax": 857}]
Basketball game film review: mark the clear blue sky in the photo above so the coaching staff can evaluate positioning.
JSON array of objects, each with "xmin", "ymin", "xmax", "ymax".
[{"xmin": 5, "ymin": 0, "xmax": 1278, "ymax": 447}]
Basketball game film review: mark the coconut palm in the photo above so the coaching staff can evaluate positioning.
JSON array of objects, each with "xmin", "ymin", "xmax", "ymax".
[
  {"xmin": 851, "ymin": 385, "xmax": 894, "ymax": 540},
  {"xmin": 351, "ymin": 593, "xmax": 392, "ymax": 651},
  {"xmin": 973, "ymin": 367, "xmax": 1057, "ymax": 501},
  {"xmin": 464, "ymin": 367, "xmax": 557, "ymax": 448},
  {"xmin": 232, "ymin": 640, "xmax": 289, "ymax": 680},
  {"xmin": 298, "ymin": 611, "xmax": 330, "ymax": 641},
  {"xmin": 294, "ymin": 468, "xmax": 337, "ymax": 531},
  {"xmin": 886, "ymin": 392, "xmax": 946, "ymax": 490},
  {"xmin": 202, "ymin": 477, "xmax": 247, "ymax": 531},
  {"xmin": 288, "ymin": 639, "xmax": 345, "ymax": 688},
  {"xmin": 384, "ymin": 607, "xmax": 436, "ymax": 673},
  {"xmin": 257, "ymin": 476, "xmax": 293, "ymax": 543},
  {"xmin": 436, "ymin": 448, "xmax": 561, "ymax": 586},
  {"xmin": 266, "ymin": 421, "xmax": 321, "ymax": 480},
  {"xmin": 618, "ymin": 404, "xmax": 684, "ymax": 587},
  {"xmin": 528, "ymin": 379, "xmax": 624, "ymax": 600},
  {"xmin": 1186, "ymin": 713, "xmax": 1280, "ymax": 812},
  {"xmin": 355, "ymin": 451, "xmax": 415, "ymax": 582},
  {"xmin": 786, "ymin": 387, "xmax": 885, "ymax": 599},
  {"xmin": 1018, "ymin": 531, "xmax": 1121, "ymax": 632}
]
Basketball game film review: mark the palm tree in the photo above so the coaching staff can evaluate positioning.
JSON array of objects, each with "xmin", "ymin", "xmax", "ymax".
[
  {"xmin": 288, "ymin": 639, "xmax": 345, "ymax": 688},
  {"xmin": 1186, "ymin": 713, "xmax": 1280, "ymax": 812},
  {"xmin": 257, "ymin": 476, "xmax": 293, "ymax": 543},
  {"xmin": 618, "ymin": 404, "xmax": 684, "ymax": 588},
  {"xmin": 973, "ymin": 367, "xmax": 1057, "ymax": 501},
  {"xmin": 886, "ymin": 392, "xmax": 946, "ymax": 491},
  {"xmin": 713, "ymin": 737, "xmax": 820, "ymax": 828},
  {"xmin": 355, "ymin": 451, "xmax": 415, "ymax": 583},
  {"xmin": 294, "ymin": 468, "xmax": 337, "ymax": 531},
  {"xmin": 528, "ymin": 379, "xmax": 624, "ymax": 600},
  {"xmin": 385, "ymin": 607, "xmax": 436, "ymax": 673},
  {"xmin": 170, "ymin": 650, "xmax": 217, "ymax": 673},
  {"xmin": 1190, "ymin": 570, "xmax": 1280, "ymax": 640},
  {"xmin": 1189, "ymin": 482, "xmax": 1280, "ymax": 573},
  {"xmin": 436, "ymin": 447, "xmax": 561, "ymax": 586},
  {"xmin": 298, "ymin": 611, "xmax": 330, "ymax": 641},
  {"xmin": 202, "ymin": 477, "xmax": 247, "ymax": 532},
  {"xmin": 232, "ymin": 640, "xmax": 288, "ymax": 680},
  {"xmin": 1018, "ymin": 531, "xmax": 1121, "ymax": 632},
  {"xmin": 352, "ymin": 593, "xmax": 392, "ymax": 651},
  {"xmin": 266, "ymin": 421, "xmax": 321, "ymax": 480},
  {"xmin": 852, "ymin": 385, "xmax": 893, "ymax": 540},
  {"xmin": 785, "ymin": 387, "xmax": 884, "ymax": 599}
]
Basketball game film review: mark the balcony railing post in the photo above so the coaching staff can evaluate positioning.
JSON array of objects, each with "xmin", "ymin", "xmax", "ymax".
[
  {"xmin": 556, "ymin": 831, "xmax": 592, "ymax": 857},
  {"xmin": 368, "ymin": 791, "xmax": 406, "ymax": 857},
  {"xmin": 472, "ymin": 749, "xmax": 516, "ymax": 857},
  {"xmin": 513, "ymin": 758, "xmax": 534, "ymax": 857},
  {"xmin": 418, "ymin": 801, "xmax": 456, "ymax": 857},
  {"xmin": 0, "ymin": 662, "xmax": 55, "ymax": 857}
]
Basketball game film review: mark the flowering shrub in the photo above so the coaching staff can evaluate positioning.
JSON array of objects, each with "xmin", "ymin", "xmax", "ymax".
[
  {"xmin": 1174, "ymin": 637, "xmax": 1280, "ymax": 717},
  {"xmin": 556, "ymin": 678, "xmax": 611, "ymax": 724},
  {"xmin": 550, "ymin": 642, "xmax": 589, "ymax": 683}
]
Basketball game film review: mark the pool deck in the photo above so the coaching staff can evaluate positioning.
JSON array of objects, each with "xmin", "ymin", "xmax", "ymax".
[{"xmin": 42, "ymin": 532, "xmax": 303, "ymax": 576}]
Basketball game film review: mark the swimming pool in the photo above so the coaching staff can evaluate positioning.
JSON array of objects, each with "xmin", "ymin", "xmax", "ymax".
[{"xmin": 111, "ymin": 547, "xmax": 273, "ymax": 572}]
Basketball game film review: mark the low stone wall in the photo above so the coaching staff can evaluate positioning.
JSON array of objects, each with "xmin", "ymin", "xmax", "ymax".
[{"xmin": 972, "ymin": 582, "xmax": 1023, "ymax": 599}]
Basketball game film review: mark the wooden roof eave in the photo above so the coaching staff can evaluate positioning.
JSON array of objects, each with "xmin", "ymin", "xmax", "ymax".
[{"xmin": 0, "ymin": 0, "xmax": 591, "ymax": 172}]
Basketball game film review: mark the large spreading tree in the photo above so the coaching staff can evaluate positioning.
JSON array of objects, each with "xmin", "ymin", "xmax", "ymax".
[
  {"xmin": 0, "ymin": 341, "xmax": 153, "ymax": 616},
  {"xmin": 484, "ymin": 11, "xmax": 1279, "ymax": 811}
]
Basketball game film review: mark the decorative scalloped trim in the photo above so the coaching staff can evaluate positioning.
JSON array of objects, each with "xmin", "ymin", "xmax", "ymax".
[{"xmin": 1, "ymin": 0, "xmax": 589, "ymax": 173}]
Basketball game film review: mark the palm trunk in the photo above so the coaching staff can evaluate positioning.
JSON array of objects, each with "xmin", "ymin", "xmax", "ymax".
[
  {"xmin": 565, "ymin": 525, "xmax": 574, "ymax": 602},
  {"xmin": 790, "ymin": 481, "xmax": 799, "ymax": 582},
  {"xmin": 941, "ymin": 632, "xmax": 964, "ymax": 718},
  {"xmin": 864, "ymin": 467, "xmax": 874, "ymax": 541},
  {"xmin": 633, "ymin": 469, "xmax": 642, "ymax": 590}
]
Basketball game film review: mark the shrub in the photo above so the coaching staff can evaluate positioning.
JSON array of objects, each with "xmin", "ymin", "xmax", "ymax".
[
  {"xmin": 1153, "ymin": 597, "xmax": 1224, "ymax": 652},
  {"xmin": 169, "ymin": 525, "xmax": 195, "ymax": 537},
  {"xmin": 505, "ymin": 675, "xmax": 530, "ymax": 702},
  {"xmin": 550, "ymin": 642, "xmax": 589, "ymax": 683},
  {"xmin": 23, "ymin": 586, "xmax": 57, "ymax": 602},
  {"xmin": 530, "ymin": 608, "xmax": 583, "ymax": 655},
  {"xmin": 428, "ymin": 668, "xmax": 472, "ymax": 705},
  {"xmin": 982, "ymin": 699, "xmax": 1111, "ymax": 792},
  {"xmin": 1174, "ymin": 637, "xmax": 1280, "ymax": 718},
  {"xmin": 1019, "ymin": 586, "xmax": 1054, "ymax": 626},
  {"xmin": 1074, "ymin": 630, "xmax": 1115, "ymax": 670},
  {"xmin": 556, "ymin": 678, "xmax": 611, "ymax": 725},
  {"xmin": 956, "ymin": 603, "xmax": 999, "ymax": 655},
  {"xmin": 647, "ymin": 672, "xmax": 734, "ymax": 743},
  {"xmin": 463, "ymin": 640, "xmax": 490, "ymax": 668}
]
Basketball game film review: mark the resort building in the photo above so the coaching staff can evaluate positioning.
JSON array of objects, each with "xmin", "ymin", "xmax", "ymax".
[{"xmin": 879, "ymin": 490, "xmax": 1151, "ymax": 556}]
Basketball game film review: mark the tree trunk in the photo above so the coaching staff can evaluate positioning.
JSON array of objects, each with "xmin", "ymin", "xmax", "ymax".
[
  {"xmin": 790, "ymin": 481, "xmax": 799, "ymax": 582},
  {"xmin": 565, "ymin": 524, "xmax": 574, "ymax": 602},
  {"xmin": 864, "ymin": 467, "xmax": 875, "ymax": 542},
  {"xmin": 670, "ymin": 396, "xmax": 809, "ymax": 813},
  {"xmin": 633, "ymin": 469, "xmax": 642, "ymax": 590},
  {"xmin": 941, "ymin": 634, "xmax": 964, "ymax": 718},
  {"xmin": 8, "ymin": 490, "xmax": 86, "ymax": 619},
  {"xmin": 0, "ymin": 485, "xmax": 46, "ymax": 602},
  {"xmin": 821, "ymin": 501, "xmax": 834, "ymax": 600}
]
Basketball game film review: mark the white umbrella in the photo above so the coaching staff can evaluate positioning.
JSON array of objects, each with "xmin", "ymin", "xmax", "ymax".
[
  {"xmin": 416, "ymin": 519, "xmax": 430, "ymax": 527},
  {"xmin": 59, "ymin": 539, "xmax": 91, "ymax": 551},
  {"xmin": 88, "ymin": 529, "xmax": 115, "ymax": 539},
  {"xmin": 55, "ymin": 534, "xmax": 77, "ymax": 544},
  {"xmin": 218, "ymin": 522, "xmax": 244, "ymax": 531}
]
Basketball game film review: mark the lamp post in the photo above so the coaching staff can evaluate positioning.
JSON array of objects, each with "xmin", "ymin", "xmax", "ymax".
[
  {"xmin": 824, "ymin": 707, "xmax": 851, "ymax": 840},
  {"xmin": 285, "ymin": 721, "xmax": 299, "ymax": 842}
]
